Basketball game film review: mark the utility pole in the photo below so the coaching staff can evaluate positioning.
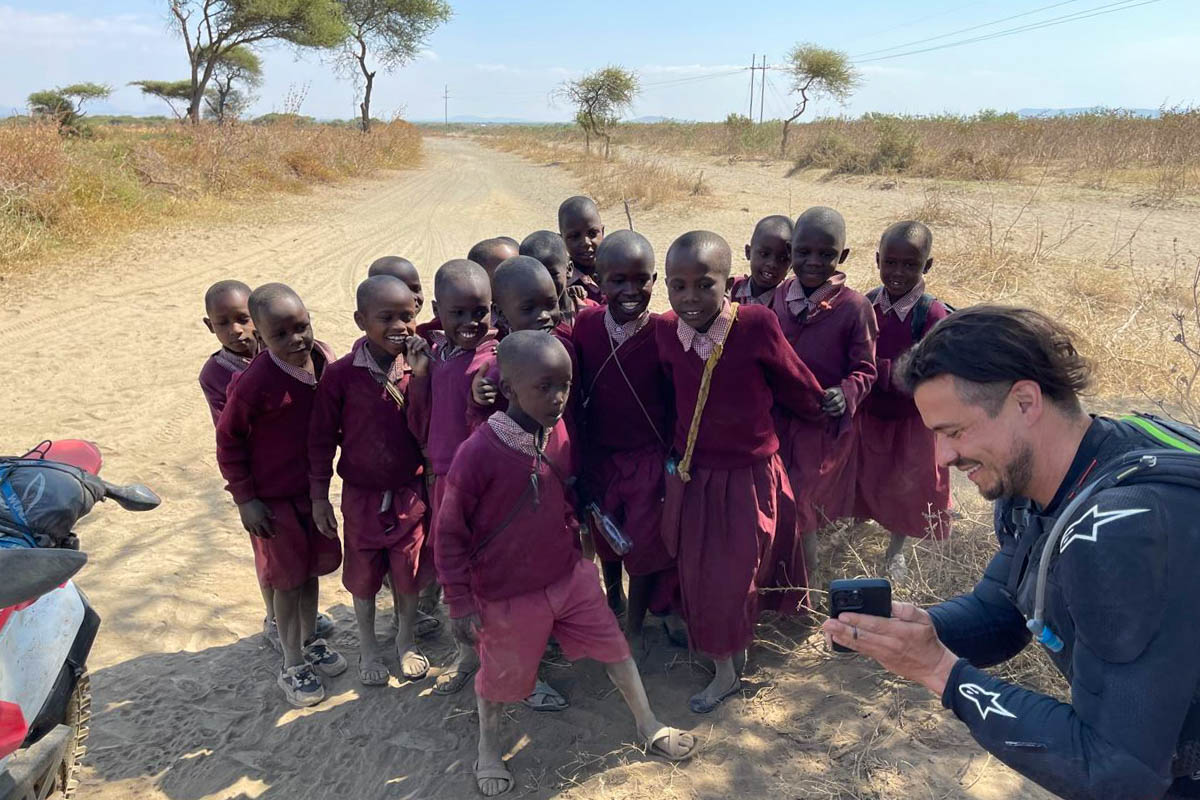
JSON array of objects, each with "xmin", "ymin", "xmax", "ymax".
[
  {"xmin": 747, "ymin": 53, "xmax": 755, "ymax": 120},
  {"xmin": 758, "ymin": 55, "xmax": 766, "ymax": 125},
  {"xmin": 443, "ymin": 84, "xmax": 449, "ymax": 125}
]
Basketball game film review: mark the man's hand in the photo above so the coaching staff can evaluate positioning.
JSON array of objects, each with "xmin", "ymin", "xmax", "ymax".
[
  {"xmin": 407, "ymin": 336, "xmax": 431, "ymax": 377},
  {"xmin": 311, "ymin": 497, "xmax": 339, "ymax": 539},
  {"xmin": 471, "ymin": 371, "xmax": 498, "ymax": 407},
  {"xmin": 822, "ymin": 387, "xmax": 847, "ymax": 417},
  {"xmin": 453, "ymin": 613, "xmax": 481, "ymax": 645},
  {"xmin": 822, "ymin": 602, "xmax": 960, "ymax": 696},
  {"xmin": 238, "ymin": 498, "xmax": 274, "ymax": 538}
]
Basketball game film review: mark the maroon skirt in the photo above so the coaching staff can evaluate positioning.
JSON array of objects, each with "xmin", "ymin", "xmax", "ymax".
[
  {"xmin": 585, "ymin": 445, "xmax": 673, "ymax": 576},
  {"xmin": 662, "ymin": 453, "xmax": 807, "ymax": 660},
  {"xmin": 854, "ymin": 412, "xmax": 952, "ymax": 540},
  {"xmin": 778, "ymin": 413, "xmax": 857, "ymax": 534}
]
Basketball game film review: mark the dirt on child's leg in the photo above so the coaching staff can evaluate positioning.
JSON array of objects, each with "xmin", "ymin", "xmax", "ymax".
[
  {"xmin": 475, "ymin": 696, "xmax": 510, "ymax": 796},
  {"xmin": 274, "ymin": 586, "xmax": 305, "ymax": 668},
  {"xmin": 298, "ymin": 577, "xmax": 318, "ymax": 643},
  {"xmin": 605, "ymin": 658, "xmax": 697, "ymax": 760},
  {"xmin": 259, "ymin": 582, "xmax": 275, "ymax": 621}
]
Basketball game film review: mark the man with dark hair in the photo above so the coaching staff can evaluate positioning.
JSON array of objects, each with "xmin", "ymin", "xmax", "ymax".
[{"xmin": 823, "ymin": 305, "xmax": 1200, "ymax": 799}]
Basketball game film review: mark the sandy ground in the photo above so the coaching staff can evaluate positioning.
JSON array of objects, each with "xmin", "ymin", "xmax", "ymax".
[{"xmin": 0, "ymin": 137, "xmax": 1066, "ymax": 799}]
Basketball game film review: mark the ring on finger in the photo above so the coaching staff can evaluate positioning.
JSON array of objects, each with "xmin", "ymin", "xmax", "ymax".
[{"xmin": 852, "ymin": 625, "xmax": 859, "ymax": 640}]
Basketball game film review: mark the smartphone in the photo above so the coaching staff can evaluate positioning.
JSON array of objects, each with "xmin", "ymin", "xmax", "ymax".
[{"xmin": 829, "ymin": 578, "xmax": 892, "ymax": 653}]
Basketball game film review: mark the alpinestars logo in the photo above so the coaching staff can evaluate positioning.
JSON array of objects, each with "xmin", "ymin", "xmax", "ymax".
[
  {"xmin": 1059, "ymin": 505, "xmax": 1149, "ymax": 553},
  {"xmin": 959, "ymin": 683, "xmax": 1016, "ymax": 720}
]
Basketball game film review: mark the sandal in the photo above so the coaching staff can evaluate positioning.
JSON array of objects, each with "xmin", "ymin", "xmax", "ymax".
[
  {"xmin": 643, "ymin": 725, "xmax": 697, "ymax": 762},
  {"xmin": 415, "ymin": 610, "xmax": 441, "ymax": 639},
  {"xmin": 688, "ymin": 680, "xmax": 741, "ymax": 714},
  {"xmin": 473, "ymin": 760, "xmax": 513, "ymax": 796},
  {"xmin": 358, "ymin": 655, "xmax": 390, "ymax": 686},
  {"xmin": 398, "ymin": 644, "xmax": 430, "ymax": 680},
  {"xmin": 433, "ymin": 661, "xmax": 478, "ymax": 695},
  {"xmin": 522, "ymin": 679, "xmax": 568, "ymax": 712}
]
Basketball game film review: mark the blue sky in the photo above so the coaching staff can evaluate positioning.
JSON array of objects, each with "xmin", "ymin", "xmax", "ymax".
[{"xmin": 2, "ymin": 0, "xmax": 1196, "ymax": 121}]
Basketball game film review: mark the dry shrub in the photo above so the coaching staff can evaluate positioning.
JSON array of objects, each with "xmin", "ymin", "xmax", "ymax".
[{"xmin": 0, "ymin": 118, "xmax": 421, "ymax": 266}]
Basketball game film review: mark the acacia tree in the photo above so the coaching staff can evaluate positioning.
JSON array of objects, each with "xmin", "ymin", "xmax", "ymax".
[
  {"xmin": 337, "ymin": 0, "xmax": 451, "ymax": 132},
  {"xmin": 556, "ymin": 66, "xmax": 638, "ymax": 159},
  {"xmin": 167, "ymin": 0, "xmax": 346, "ymax": 124},
  {"xmin": 27, "ymin": 83, "xmax": 111, "ymax": 133},
  {"xmin": 203, "ymin": 46, "xmax": 264, "ymax": 123},
  {"xmin": 780, "ymin": 44, "xmax": 860, "ymax": 155},
  {"xmin": 130, "ymin": 80, "xmax": 194, "ymax": 120}
]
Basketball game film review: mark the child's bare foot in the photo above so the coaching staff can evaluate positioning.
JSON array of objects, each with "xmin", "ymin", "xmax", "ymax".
[
  {"xmin": 358, "ymin": 654, "xmax": 390, "ymax": 686},
  {"xmin": 474, "ymin": 759, "xmax": 513, "ymax": 796},
  {"xmin": 397, "ymin": 641, "xmax": 430, "ymax": 680},
  {"xmin": 637, "ymin": 720, "xmax": 697, "ymax": 761}
]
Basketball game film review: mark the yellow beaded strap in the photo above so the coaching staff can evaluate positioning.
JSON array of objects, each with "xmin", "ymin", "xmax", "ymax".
[{"xmin": 678, "ymin": 303, "xmax": 739, "ymax": 484}]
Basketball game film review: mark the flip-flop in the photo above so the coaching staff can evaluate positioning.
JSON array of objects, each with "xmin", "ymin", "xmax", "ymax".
[
  {"xmin": 643, "ymin": 726, "xmax": 697, "ymax": 762},
  {"xmin": 688, "ymin": 680, "xmax": 742, "ymax": 714},
  {"xmin": 415, "ymin": 611, "xmax": 441, "ymax": 639},
  {"xmin": 522, "ymin": 679, "xmax": 568, "ymax": 712},
  {"xmin": 433, "ymin": 662, "xmax": 478, "ymax": 696},
  {"xmin": 398, "ymin": 644, "xmax": 430, "ymax": 680},
  {"xmin": 358, "ymin": 656, "xmax": 390, "ymax": 686},
  {"xmin": 473, "ymin": 760, "xmax": 513, "ymax": 796}
]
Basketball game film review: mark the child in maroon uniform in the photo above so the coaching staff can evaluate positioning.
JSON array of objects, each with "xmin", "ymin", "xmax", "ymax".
[
  {"xmin": 574, "ymin": 231, "xmax": 676, "ymax": 650},
  {"xmin": 199, "ymin": 280, "xmax": 257, "ymax": 425},
  {"xmin": 370, "ymin": 255, "xmax": 441, "ymax": 338},
  {"xmin": 436, "ymin": 331, "xmax": 695, "ymax": 796},
  {"xmin": 406, "ymin": 259, "xmax": 496, "ymax": 695},
  {"xmin": 468, "ymin": 237, "xmax": 520, "ymax": 279},
  {"xmin": 216, "ymin": 283, "xmax": 346, "ymax": 708},
  {"xmin": 520, "ymin": 229, "xmax": 595, "ymax": 326},
  {"xmin": 854, "ymin": 221, "xmax": 952, "ymax": 581},
  {"xmin": 657, "ymin": 231, "xmax": 824, "ymax": 714},
  {"xmin": 309, "ymin": 276, "xmax": 433, "ymax": 686},
  {"xmin": 730, "ymin": 215, "xmax": 791, "ymax": 308},
  {"xmin": 558, "ymin": 196, "xmax": 605, "ymax": 304},
  {"xmin": 772, "ymin": 206, "xmax": 878, "ymax": 574}
]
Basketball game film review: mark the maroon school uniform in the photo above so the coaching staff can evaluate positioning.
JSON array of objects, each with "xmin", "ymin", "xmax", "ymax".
[
  {"xmin": 416, "ymin": 317, "xmax": 444, "ymax": 342},
  {"xmin": 655, "ymin": 303, "xmax": 824, "ymax": 659},
  {"xmin": 199, "ymin": 348, "xmax": 251, "ymax": 426},
  {"xmin": 308, "ymin": 337, "xmax": 432, "ymax": 597},
  {"xmin": 729, "ymin": 276, "xmax": 778, "ymax": 309},
  {"xmin": 772, "ymin": 274, "xmax": 878, "ymax": 533},
  {"xmin": 573, "ymin": 306, "xmax": 674, "ymax": 585},
  {"xmin": 854, "ymin": 284, "xmax": 952, "ymax": 539},
  {"xmin": 216, "ymin": 343, "xmax": 342, "ymax": 591},
  {"xmin": 570, "ymin": 273, "xmax": 604, "ymax": 305},
  {"xmin": 468, "ymin": 324, "xmax": 579, "ymax": 441}
]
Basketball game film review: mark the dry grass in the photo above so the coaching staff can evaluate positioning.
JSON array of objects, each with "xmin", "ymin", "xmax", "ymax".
[
  {"xmin": 469, "ymin": 129, "xmax": 710, "ymax": 211},
  {"xmin": 0, "ymin": 118, "xmax": 422, "ymax": 267}
]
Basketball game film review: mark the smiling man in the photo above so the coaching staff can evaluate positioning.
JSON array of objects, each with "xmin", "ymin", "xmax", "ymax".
[{"xmin": 822, "ymin": 305, "xmax": 1200, "ymax": 800}]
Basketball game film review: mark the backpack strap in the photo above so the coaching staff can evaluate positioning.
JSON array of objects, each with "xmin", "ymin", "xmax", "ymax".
[
  {"xmin": 1123, "ymin": 413, "xmax": 1200, "ymax": 454},
  {"xmin": 865, "ymin": 287, "xmax": 882, "ymax": 303},
  {"xmin": 911, "ymin": 293, "xmax": 935, "ymax": 341}
]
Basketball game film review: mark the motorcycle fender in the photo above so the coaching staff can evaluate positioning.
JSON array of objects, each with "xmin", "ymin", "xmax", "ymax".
[{"xmin": 0, "ymin": 583, "xmax": 84, "ymax": 734}]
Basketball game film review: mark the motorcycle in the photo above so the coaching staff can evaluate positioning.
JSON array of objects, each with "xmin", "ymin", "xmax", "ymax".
[{"xmin": 0, "ymin": 441, "xmax": 160, "ymax": 800}]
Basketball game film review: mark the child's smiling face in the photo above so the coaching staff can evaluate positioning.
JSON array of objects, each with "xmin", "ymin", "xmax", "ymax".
[
  {"xmin": 745, "ymin": 229, "xmax": 790, "ymax": 292},
  {"xmin": 666, "ymin": 248, "xmax": 727, "ymax": 333},
  {"xmin": 791, "ymin": 224, "xmax": 848, "ymax": 290},
  {"xmin": 355, "ymin": 278, "xmax": 419, "ymax": 361}
]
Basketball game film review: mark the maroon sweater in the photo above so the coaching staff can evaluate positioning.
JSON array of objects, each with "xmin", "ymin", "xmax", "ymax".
[
  {"xmin": 435, "ymin": 420, "xmax": 579, "ymax": 618},
  {"xmin": 572, "ymin": 307, "xmax": 670, "ymax": 456},
  {"xmin": 407, "ymin": 335, "xmax": 500, "ymax": 475},
  {"xmin": 654, "ymin": 305, "xmax": 824, "ymax": 469},
  {"xmin": 771, "ymin": 277, "xmax": 879, "ymax": 419},
  {"xmin": 468, "ymin": 325, "xmax": 580, "ymax": 435},
  {"xmin": 199, "ymin": 351, "xmax": 247, "ymax": 426},
  {"xmin": 308, "ymin": 338, "xmax": 425, "ymax": 497},
  {"xmin": 863, "ymin": 293, "xmax": 950, "ymax": 419},
  {"xmin": 215, "ymin": 342, "xmax": 334, "ymax": 505}
]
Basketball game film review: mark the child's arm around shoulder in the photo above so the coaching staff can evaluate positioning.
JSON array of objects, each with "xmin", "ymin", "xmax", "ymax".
[
  {"xmin": 749, "ymin": 306, "xmax": 824, "ymax": 420},
  {"xmin": 838, "ymin": 291, "xmax": 880, "ymax": 417}
]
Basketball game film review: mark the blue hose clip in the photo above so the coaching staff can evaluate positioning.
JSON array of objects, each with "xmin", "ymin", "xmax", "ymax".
[{"xmin": 1026, "ymin": 618, "xmax": 1064, "ymax": 653}]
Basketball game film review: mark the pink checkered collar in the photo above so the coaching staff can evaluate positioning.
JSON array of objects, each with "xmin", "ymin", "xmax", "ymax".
[
  {"xmin": 268, "ymin": 346, "xmax": 325, "ymax": 386},
  {"xmin": 351, "ymin": 337, "xmax": 408, "ymax": 384},
  {"xmin": 875, "ymin": 279, "xmax": 925, "ymax": 322},
  {"xmin": 487, "ymin": 411, "xmax": 548, "ymax": 458},
  {"xmin": 213, "ymin": 348, "xmax": 252, "ymax": 374},
  {"xmin": 785, "ymin": 272, "xmax": 846, "ymax": 319},
  {"xmin": 675, "ymin": 300, "xmax": 733, "ymax": 360},
  {"xmin": 604, "ymin": 306, "xmax": 649, "ymax": 346},
  {"xmin": 732, "ymin": 277, "xmax": 775, "ymax": 306}
]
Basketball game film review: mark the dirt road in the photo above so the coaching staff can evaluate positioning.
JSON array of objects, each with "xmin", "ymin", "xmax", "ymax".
[{"xmin": 0, "ymin": 138, "xmax": 1051, "ymax": 799}]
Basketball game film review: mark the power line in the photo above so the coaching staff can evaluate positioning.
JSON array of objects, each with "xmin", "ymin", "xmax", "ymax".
[
  {"xmin": 851, "ymin": 0, "xmax": 1084, "ymax": 58},
  {"xmin": 847, "ymin": 1, "xmax": 990, "ymax": 48},
  {"xmin": 856, "ymin": 0, "xmax": 1164, "ymax": 64}
]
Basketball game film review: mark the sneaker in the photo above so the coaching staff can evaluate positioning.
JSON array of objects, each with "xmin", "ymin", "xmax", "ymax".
[
  {"xmin": 262, "ymin": 617, "xmax": 281, "ymax": 653},
  {"xmin": 314, "ymin": 612, "xmax": 335, "ymax": 639},
  {"xmin": 278, "ymin": 664, "xmax": 325, "ymax": 707},
  {"xmin": 303, "ymin": 636, "xmax": 348, "ymax": 677}
]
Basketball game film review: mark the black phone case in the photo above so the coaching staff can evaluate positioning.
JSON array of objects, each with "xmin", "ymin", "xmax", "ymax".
[{"xmin": 829, "ymin": 578, "xmax": 892, "ymax": 653}]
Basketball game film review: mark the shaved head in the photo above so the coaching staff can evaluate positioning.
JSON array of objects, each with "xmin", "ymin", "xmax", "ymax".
[
  {"xmin": 595, "ymin": 229, "xmax": 654, "ymax": 277},
  {"xmin": 492, "ymin": 255, "xmax": 556, "ymax": 304},
  {"xmin": 356, "ymin": 274, "xmax": 413, "ymax": 313},
  {"xmin": 497, "ymin": 329, "xmax": 570, "ymax": 381},
  {"xmin": 248, "ymin": 282, "xmax": 303, "ymax": 324},
  {"xmin": 520, "ymin": 230, "xmax": 569, "ymax": 269},
  {"xmin": 880, "ymin": 220, "xmax": 933, "ymax": 262},
  {"xmin": 205, "ymin": 279, "xmax": 250, "ymax": 313},
  {"xmin": 368, "ymin": 256, "xmax": 417, "ymax": 283},
  {"xmin": 434, "ymin": 258, "xmax": 490, "ymax": 301},
  {"xmin": 794, "ymin": 206, "xmax": 847, "ymax": 251},
  {"xmin": 468, "ymin": 237, "xmax": 520, "ymax": 275},
  {"xmin": 557, "ymin": 195, "xmax": 600, "ymax": 229},
  {"xmin": 665, "ymin": 230, "xmax": 732, "ymax": 278},
  {"xmin": 752, "ymin": 214, "xmax": 793, "ymax": 242}
]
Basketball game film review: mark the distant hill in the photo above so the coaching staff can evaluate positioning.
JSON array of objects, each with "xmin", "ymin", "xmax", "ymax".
[{"xmin": 1017, "ymin": 107, "xmax": 1160, "ymax": 119}]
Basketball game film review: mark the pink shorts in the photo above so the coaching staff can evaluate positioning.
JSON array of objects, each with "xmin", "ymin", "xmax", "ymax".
[
  {"xmin": 341, "ymin": 482, "xmax": 432, "ymax": 598},
  {"xmin": 250, "ymin": 496, "xmax": 342, "ymax": 591},
  {"xmin": 475, "ymin": 557, "xmax": 631, "ymax": 703}
]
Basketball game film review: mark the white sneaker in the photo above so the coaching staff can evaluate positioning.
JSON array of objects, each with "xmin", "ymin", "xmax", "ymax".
[{"xmin": 278, "ymin": 664, "xmax": 325, "ymax": 707}]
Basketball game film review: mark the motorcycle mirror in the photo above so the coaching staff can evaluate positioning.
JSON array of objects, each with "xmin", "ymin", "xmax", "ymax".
[
  {"xmin": 102, "ymin": 482, "xmax": 161, "ymax": 512},
  {"xmin": 0, "ymin": 549, "xmax": 88, "ymax": 607}
]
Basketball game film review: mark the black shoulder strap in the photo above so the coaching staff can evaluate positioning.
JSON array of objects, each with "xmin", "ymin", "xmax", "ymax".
[
  {"xmin": 911, "ymin": 293, "xmax": 935, "ymax": 340},
  {"xmin": 865, "ymin": 286, "xmax": 882, "ymax": 303}
]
